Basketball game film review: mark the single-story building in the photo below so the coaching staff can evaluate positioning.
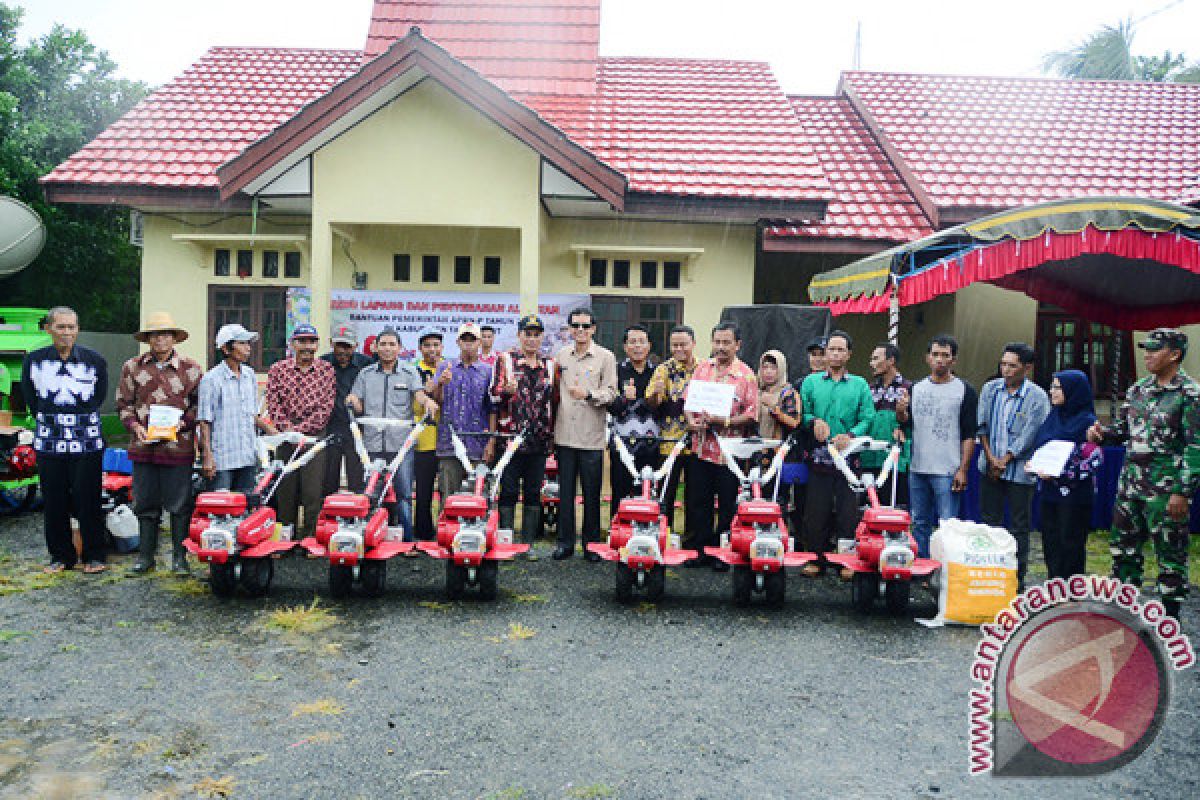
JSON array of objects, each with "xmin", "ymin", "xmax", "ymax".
[{"xmin": 42, "ymin": 0, "xmax": 1200, "ymax": 391}]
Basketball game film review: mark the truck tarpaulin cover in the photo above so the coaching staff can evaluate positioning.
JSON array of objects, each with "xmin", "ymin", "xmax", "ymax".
[{"xmin": 718, "ymin": 305, "xmax": 831, "ymax": 380}]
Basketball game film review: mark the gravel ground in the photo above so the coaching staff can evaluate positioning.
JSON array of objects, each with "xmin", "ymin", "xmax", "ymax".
[{"xmin": 1, "ymin": 511, "xmax": 1197, "ymax": 800}]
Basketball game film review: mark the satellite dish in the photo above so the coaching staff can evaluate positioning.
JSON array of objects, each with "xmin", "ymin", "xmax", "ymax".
[{"xmin": 0, "ymin": 196, "xmax": 46, "ymax": 276}]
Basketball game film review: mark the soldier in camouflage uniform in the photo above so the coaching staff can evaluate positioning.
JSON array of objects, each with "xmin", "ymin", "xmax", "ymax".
[{"xmin": 1090, "ymin": 328, "xmax": 1199, "ymax": 620}]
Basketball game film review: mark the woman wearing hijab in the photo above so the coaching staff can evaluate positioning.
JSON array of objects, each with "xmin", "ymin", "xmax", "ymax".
[
  {"xmin": 757, "ymin": 350, "xmax": 800, "ymax": 502},
  {"xmin": 1029, "ymin": 370, "xmax": 1103, "ymax": 580}
]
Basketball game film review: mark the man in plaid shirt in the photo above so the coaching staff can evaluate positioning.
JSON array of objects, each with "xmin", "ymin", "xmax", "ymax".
[{"xmin": 266, "ymin": 324, "xmax": 335, "ymax": 536}]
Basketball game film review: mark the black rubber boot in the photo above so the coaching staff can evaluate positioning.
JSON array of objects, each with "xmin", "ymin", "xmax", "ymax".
[
  {"xmin": 132, "ymin": 514, "xmax": 159, "ymax": 572},
  {"xmin": 170, "ymin": 513, "xmax": 191, "ymax": 575}
]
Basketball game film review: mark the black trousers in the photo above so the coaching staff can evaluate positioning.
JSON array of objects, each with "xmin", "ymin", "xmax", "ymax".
[
  {"xmin": 685, "ymin": 457, "xmax": 739, "ymax": 555},
  {"xmin": 1040, "ymin": 499, "xmax": 1092, "ymax": 581},
  {"xmin": 499, "ymin": 451, "xmax": 548, "ymax": 509},
  {"xmin": 803, "ymin": 469, "xmax": 861, "ymax": 557},
  {"xmin": 322, "ymin": 428, "xmax": 365, "ymax": 494},
  {"xmin": 413, "ymin": 449, "xmax": 439, "ymax": 541},
  {"xmin": 609, "ymin": 446, "xmax": 660, "ymax": 518},
  {"xmin": 39, "ymin": 451, "xmax": 105, "ymax": 566},
  {"xmin": 660, "ymin": 452, "xmax": 693, "ymax": 534},
  {"xmin": 556, "ymin": 446, "xmax": 603, "ymax": 551},
  {"xmin": 132, "ymin": 462, "xmax": 194, "ymax": 564},
  {"xmin": 980, "ymin": 477, "xmax": 1035, "ymax": 587}
]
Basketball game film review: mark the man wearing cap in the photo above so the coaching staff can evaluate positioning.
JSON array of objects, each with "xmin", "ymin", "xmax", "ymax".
[
  {"xmin": 198, "ymin": 324, "xmax": 276, "ymax": 492},
  {"xmin": 412, "ymin": 329, "xmax": 444, "ymax": 540},
  {"xmin": 490, "ymin": 314, "xmax": 556, "ymax": 555},
  {"xmin": 116, "ymin": 312, "xmax": 203, "ymax": 573},
  {"xmin": 552, "ymin": 307, "xmax": 618, "ymax": 561},
  {"xmin": 21, "ymin": 306, "xmax": 108, "ymax": 574},
  {"xmin": 1090, "ymin": 328, "xmax": 1199, "ymax": 620},
  {"xmin": 347, "ymin": 328, "xmax": 431, "ymax": 537},
  {"xmin": 266, "ymin": 323, "xmax": 336, "ymax": 537},
  {"xmin": 321, "ymin": 325, "xmax": 372, "ymax": 495},
  {"xmin": 432, "ymin": 322, "xmax": 494, "ymax": 502}
]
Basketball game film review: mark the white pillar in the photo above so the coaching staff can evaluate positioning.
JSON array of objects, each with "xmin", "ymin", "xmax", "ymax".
[
  {"xmin": 310, "ymin": 221, "xmax": 333, "ymax": 338},
  {"xmin": 519, "ymin": 223, "xmax": 539, "ymax": 315}
]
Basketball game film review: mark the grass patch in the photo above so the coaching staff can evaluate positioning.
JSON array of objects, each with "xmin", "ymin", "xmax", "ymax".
[
  {"xmin": 0, "ymin": 629, "xmax": 31, "ymax": 643},
  {"xmin": 291, "ymin": 698, "xmax": 345, "ymax": 717},
  {"xmin": 0, "ymin": 559, "xmax": 80, "ymax": 596},
  {"xmin": 157, "ymin": 573, "xmax": 210, "ymax": 597},
  {"xmin": 417, "ymin": 600, "xmax": 454, "ymax": 611},
  {"xmin": 506, "ymin": 622, "xmax": 536, "ymax": 640},
  {"xmin": 289, "ymin": 731, "xmax": 343, "ymax": 747},
  {"xmin": 263, "ymin": 598, "xmax": 338, "ymax": 636},
  {"xmin": 485, "ymin": 789, "xmax": 526, "ymax": 800},
  {"xmin": 503, "ymin": 590, "xmax": 547, "ymax": 604},
  {"xmin": 193, "ymin": 775, "xmax": 236, "ymax": 798},
  {"xmin": 1081, "ymin": 529, "xmax": 1200, "ymax": 586},
  {"xmin": 566, "ymin": 784, "xmax": 616, "ymax": 799}
]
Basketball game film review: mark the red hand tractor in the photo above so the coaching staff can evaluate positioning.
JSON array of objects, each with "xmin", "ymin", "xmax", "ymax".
[
  {"xmin": 822, "ymin": 437, "xmax": 940, "ymax": 615},
  {"xmin": 587, "ymin": 432, "xmax": 695, "ymax": 603},
  {"xmin": 416, "ymin": 426, "xmax": 529, "ymax": 600},
  {"xmin": 704, "ymin": 434, "xmax": 816, "ymax": 607},
  {"xmin": 301, "ymin": 415, "xmax": 426, "ymax": 597},
  {"xmin": 185, "ymin": 432, "xmax": 331, "ymax": 597}
]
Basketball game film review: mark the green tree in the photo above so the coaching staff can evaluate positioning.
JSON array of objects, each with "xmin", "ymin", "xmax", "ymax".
[
  {"xmin": 0, "ymin": 3, "xmax": 148, "ymax": 331},
  {"xmin": 1043, "ymin": 18, "xmax": 1200, "ymax": 83}
]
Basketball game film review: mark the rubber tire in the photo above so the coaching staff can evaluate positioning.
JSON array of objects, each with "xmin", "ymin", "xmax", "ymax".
[
  {"xmin": 884, "ymin": 579, "xmax": 910, "ymax": 616},
  {"xmin": 763, "ymin": 569, "xmax": 786, "ymax": 609},
  {"xmin": 239, "ymin": 558, "xmax": 274, "ymax": 597},
  {"xmin": 445, "ymin": 562, "xmax": 467, "ymax": 600},
  {"xmin": 360, "ymin": 559, "xmax": 387, "ymax": 598},
  {"xmin": 615, "ymin": 562, "xmax": 635, "ymax": 603},
  {"xmin": 732, "ymin": 565, "xmax": 753, "ymax": 607},
  {"xmin": 329, "ymin": 564, "xmax": 354, "ymax": 598},
  {"xmin": 851, "ymin": 572, "xmax": 879, "ymax": 614},
  {"xmin": 541, "ymin": 503, "xmax": 557, "ymax": 540},
  {"xmin": 1163, "ymin": 598, "xmax": 1182, "ymax": 621},
  {"xmin": 477, "ymin": 560, "xmax": 499, "ymax": 602},
  {"xmin": 644, "ymin": 565, "xmax": 666, "ymax": 603},
  {"xmin": 209, "ymin": 560, "xmax": 238, "ymax": 597}
]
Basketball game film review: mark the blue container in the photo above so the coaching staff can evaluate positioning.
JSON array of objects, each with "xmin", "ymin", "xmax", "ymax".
[{"xmin": 103, "ymin": 447, "xmax": 133, "ymax": 475}]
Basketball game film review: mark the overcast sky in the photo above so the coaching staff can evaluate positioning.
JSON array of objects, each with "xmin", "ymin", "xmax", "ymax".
[{"xmin": 17, "ymin": 0, "xmax": 1200, "ymax": 93}]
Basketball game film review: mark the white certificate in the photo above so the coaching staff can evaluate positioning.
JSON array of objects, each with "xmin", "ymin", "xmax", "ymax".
[
  {"xmin": 1025, "ymin": 439, "xmax": 1076, "ymax": 478},
  {"xmin": 683, "ymin": 380, "xmax": 736, "ymax": 418}
]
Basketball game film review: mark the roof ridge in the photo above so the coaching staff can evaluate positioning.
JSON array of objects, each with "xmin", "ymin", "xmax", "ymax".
[
  {"xmin": 203, "ymin": 45, "xmax": 364, "ymax": 55},
  {"xmin": 841, "ymin": 68, "xmax": 1200, "ymax": 90},
  {"xmin": 600, "ymin": 55, "xmax": 771, "ymax": 67}
]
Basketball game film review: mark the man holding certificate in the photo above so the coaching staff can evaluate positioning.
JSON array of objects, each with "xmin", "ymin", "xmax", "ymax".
[
  {"xmin": 683, "ymin": 322, "xmax": 758, "ymax": 570},
  {"xmin": 116, "ymin": 312, "xmax": 203, "ymax": 574}
]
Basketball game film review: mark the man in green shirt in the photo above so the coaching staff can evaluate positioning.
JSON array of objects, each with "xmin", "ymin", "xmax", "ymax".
[{"xmin": 800, "ymin": 330, "xmax": 875, "ymax": 574}]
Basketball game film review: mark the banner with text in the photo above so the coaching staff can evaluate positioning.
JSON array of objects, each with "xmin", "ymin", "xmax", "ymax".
[{"xmin": 286, "ymin": 289, "xmax": 589, "ymax": 360}]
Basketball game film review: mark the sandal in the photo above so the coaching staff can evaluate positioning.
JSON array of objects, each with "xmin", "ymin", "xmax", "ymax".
[
  {"xmin": 43, "ymin": 562, "xmax": 69, "ymax": 574},
  {"xmin": 82, "ymin": 562, "xmax": 108, "ymax": 574}
]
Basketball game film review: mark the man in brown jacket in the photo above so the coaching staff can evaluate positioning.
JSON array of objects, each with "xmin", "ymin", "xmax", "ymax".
[{"xmin": 116, "ymin": 312, "xmax": 203, "ymax": 573}]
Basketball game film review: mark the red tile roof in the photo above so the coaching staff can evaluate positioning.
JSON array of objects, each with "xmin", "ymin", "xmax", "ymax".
[
  {"xmin": 526, "ymin": 58, "xmax": 830, "ymax": 201},
  {"xmin": 841, "ymin": 71, "xmax": 1200, "ymax": 218},
  {"xmin": 364, "ymin": 0, "xmax": 600, "ymax": 95},
  {"xmin": 41, "ymin": 47, "xmax": 361, "ymax": 191},
  {"xmin": 765, "ymin": 96, "xmax": 931, "ymax": 243}
]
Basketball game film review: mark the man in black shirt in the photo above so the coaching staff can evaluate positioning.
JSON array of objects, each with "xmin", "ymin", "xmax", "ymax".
[
  {"xmin": 20, "ymin": 306, "xmax": 109, "ymax": 573},
  {"xmin": 320, "ymin": 325, "xmax": 372, "ymax": 494},
  {"xmin": 608, "ymin": 324, "xmax": 660, "ymax": 514}
]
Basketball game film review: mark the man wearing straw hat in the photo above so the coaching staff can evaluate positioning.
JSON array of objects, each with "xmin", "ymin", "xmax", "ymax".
[{"xmin": 116, "ymin": 312, "xmax": 203, "ymax": 574}]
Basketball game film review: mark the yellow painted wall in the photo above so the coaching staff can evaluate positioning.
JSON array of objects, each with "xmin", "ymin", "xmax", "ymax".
[
  {"xmin": 330, "ymin": 225, "xmax": 521, "ymax": 293},
  {"xmin": 540, "ymin": 215, "xmax": 757, "ymax": 354},
  {"xmin": 138, "ymin": 212, "xmax": 310, "ymax": 365},
  {"xmin": 953, "ymin": 283, "xmax": 1038, "ymax": 387}
]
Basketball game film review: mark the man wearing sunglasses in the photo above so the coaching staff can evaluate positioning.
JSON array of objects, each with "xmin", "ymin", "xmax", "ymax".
[{"xmin": 552, "ymin": 308, "xmax": 617, "ymax": 560}]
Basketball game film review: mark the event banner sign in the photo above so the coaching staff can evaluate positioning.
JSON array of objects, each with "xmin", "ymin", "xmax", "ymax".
[{"xmin": 286, "ymin": 289, "xmax": 589, "ymax": 360}]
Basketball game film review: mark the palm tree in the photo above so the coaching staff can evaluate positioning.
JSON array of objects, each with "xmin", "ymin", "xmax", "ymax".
[{"xmin": 1043, "ymin": 18, "xmax": 1200, "ymax": 83}]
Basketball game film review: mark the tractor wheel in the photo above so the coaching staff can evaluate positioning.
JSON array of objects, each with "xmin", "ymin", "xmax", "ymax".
[
  {"xmin": 239, "ymin": 558, "xmax": 274, "ymax": 597},
  {"xmin": 477, "ymin": 560, "xmax": 499, "ymax": 602},
  {"xmin": 360, "ymin": 559, "xmax": 387, "ymax": 598},
  {"xmin": 209, "ymin": 560, "xmax": 238, "ymax": 597},
  {"xmin": 851, "ymin": 572, "xmax": 879, "ymax": 614},
  {"xmin": 763, "ymin": 569, "xmax": 786, "ymax": 609},
  {"xmin": 884, "ymin": 580, "xmax": 911, "ymax": 616},
  {"xmin": 329, "ymin": 564, "xmax": 354, "ymax": 598},
  {"xmin": 644, "ymin": 565, "xmax": 666, "ymax": 603},
  {"xmin": 614, "ymin": 562, "xmax": 635, "ymax": 603},
  {"xmin": 732, "ymin": 565, "xmax": 753, "ymax": 607},
  {"xmin": 445, "ymin": 562, "xmax": 467, "ymax": 600}
]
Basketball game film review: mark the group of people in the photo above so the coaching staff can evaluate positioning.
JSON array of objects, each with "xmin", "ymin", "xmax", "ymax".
[{"xmin": 18, "ymin": 305, "xmax": 1198, "ymax": 618}]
